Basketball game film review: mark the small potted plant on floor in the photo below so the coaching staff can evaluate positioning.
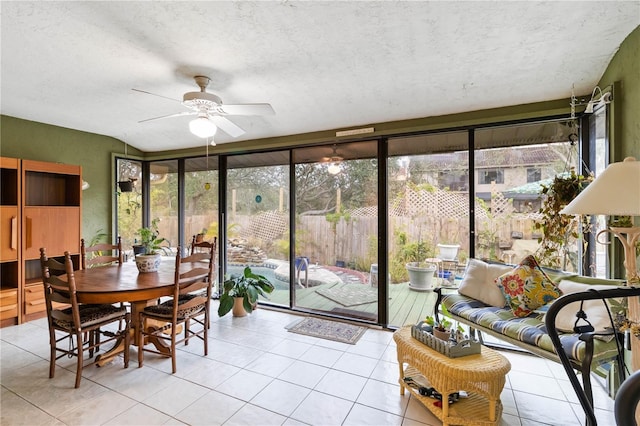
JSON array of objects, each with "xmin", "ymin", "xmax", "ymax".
[
  {"xmin": 218, "ymin": 266, "xmax": 275, "ymax": 317},
  {"xmin": 134, "ymin": 218, "xmax": 168, "ymax": 273}
]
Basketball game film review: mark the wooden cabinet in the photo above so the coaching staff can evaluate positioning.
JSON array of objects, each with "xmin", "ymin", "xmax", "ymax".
[
  {"xmin": 23, "ymin": 207, "xmax": 80, "ymax": 260},
  {"xmin": 0, "ymin": 157, "xmax": 21, "ymax": 326},
  {"xmin": 0, "ymin": 157, "xmax": 81, "ymax": 326}
]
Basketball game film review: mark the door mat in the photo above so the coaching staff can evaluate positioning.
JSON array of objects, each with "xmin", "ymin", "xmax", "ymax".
[
  {"xmin": 285, "ymin": 317, "xmax": 367, "ymax": 345},
  {"xmin": 316, "ymin": 284, "xmax": 377, "ymax": 307}
]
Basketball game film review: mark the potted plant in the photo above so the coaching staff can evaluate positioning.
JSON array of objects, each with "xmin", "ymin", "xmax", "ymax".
[
  {"xmin": 397, "ymin": 232, "xmax": 437, "ymax": 290},
  {"xmin": 134, "ymin": 218, "xmax": 167, "ymax": 273},
  {"xmin": 423, "ymin": 306, "xmax": 464, "ymax": 342},
  {"xmin": 218, "ymin": 266, "xmax": 275, "ymax": 317}
]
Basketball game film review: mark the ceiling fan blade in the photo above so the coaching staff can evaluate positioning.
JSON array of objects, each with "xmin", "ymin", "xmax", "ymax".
[
  {"xmin": 208, "ymin": 115, "xmax": 246, "ymax": 138},
  {"xmin": 214, "ymin": 103, "xmax": 275, "ymax": 116},
  {"xmin": 139, "ymin": 111, "xmax": 195, "ymax": 123},
  {"xmin": 132, "ymin": 88, "xmax": 182, "ymax": 103}
]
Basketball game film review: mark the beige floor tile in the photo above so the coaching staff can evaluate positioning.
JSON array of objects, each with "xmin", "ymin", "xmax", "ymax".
[
  {"xmin": 343, "ymin": 402, "xmax": 404, "ymax": 425},
  {"xmin": 290, "ymin": 390, "xmax": 354, "ymax": 425}
]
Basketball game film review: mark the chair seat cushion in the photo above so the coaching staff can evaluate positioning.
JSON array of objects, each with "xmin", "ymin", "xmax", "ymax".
[
  {"xmin": 143, "ymin": 294, "xmax": 205, "ymax": 318},
  {"xmin": 53, "ymin": 304, "xmax": 127, "ymax": 329}
]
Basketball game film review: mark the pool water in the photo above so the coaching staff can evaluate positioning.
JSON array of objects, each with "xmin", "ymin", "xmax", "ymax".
[{"xmin": 225, "ymin": 265, "xmax": 289, "ymax": 290}]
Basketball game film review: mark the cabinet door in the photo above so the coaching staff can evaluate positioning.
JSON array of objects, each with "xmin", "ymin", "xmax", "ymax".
[
  {"xmin": 0, "ymin": 207, "xmax": 19, "ymax": 261},
  {"xmin": 23, "ymin": 207, "xmax": 80, "ymax": 259}
]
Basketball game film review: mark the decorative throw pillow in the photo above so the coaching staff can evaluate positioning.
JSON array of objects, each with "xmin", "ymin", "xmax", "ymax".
[
  {"xmin": 496, "ymin": 255, "xmax": 562, "ymax": 317},
  {"xmin": 458, "ymin": 258, "xmax": 513, "ymax": 307},
  {"xmin": 553, "ymin": 280, "xmax": 621, "ymax": 334}
]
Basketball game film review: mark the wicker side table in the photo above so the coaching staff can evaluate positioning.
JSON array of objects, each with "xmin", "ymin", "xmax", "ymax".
[{"xmin": 393, "ymin": 326, "xmax": 511, "ymax": 426}]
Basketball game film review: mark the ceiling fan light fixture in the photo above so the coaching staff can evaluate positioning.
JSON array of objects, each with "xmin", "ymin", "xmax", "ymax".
[
  {"xmin": 327, "ymin": 162, "xmax": 342, "ymax": 175},
  {"xmin": 189, "ymin": 116, "xmax": 217, "ymax": 138}
]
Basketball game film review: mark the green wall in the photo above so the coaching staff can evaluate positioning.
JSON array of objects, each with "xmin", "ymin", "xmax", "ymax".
[
  {"xmin": 599, "ymin": 25, "xmax": 640, "ymax": 161},
  {"xmin": 0, "ymin": 116, "xmax": 143, "ymax": 242}
]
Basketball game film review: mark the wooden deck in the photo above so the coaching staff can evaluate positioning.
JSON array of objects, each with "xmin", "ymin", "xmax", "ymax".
[{"xmin": 264, "ymin": 281, "xmax": 443, "ymax": 327}]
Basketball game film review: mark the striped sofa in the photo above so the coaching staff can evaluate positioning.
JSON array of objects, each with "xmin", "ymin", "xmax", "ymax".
[{"xmin": 434, "ymin": 272, "xmax": 628, "ymax": 410}]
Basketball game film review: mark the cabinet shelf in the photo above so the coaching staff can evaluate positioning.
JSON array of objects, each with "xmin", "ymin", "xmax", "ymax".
[{"xmin": 24, "ymin": 171, "xmax": 80, "ymax": 206}]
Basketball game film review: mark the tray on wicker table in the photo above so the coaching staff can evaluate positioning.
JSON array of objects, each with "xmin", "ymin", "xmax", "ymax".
[{"xmin": 412, "ymin": 321, "xmax": 481, "ymax": 358}]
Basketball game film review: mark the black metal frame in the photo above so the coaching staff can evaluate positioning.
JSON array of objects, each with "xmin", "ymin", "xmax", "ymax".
[{"xmin": 545, "ymin": 287, "xmax": 640, "ymax": 426}]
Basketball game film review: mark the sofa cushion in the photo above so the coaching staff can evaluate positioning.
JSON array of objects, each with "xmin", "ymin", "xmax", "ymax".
[
  {"xmin": 458, "ymin": 258, "xmax": 513, "ymax": 307},
  {"xmin": 496, "ymin": 255, "xmax": 562, "ymax": 317},
  {"xmin": 553, "ymin": 280, "xmax": 621, "ymax": 335}
]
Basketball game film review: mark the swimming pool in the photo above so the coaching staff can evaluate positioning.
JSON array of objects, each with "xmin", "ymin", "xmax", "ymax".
[{"xmin": 225, "ymin": 265, "xmax": 289, "ymax": 290}]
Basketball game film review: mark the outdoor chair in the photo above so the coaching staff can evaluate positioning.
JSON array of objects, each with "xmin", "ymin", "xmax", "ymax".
[
  {"xmin": 40, "ymin": 248, "xmax": 130, "ymax": 388},
  {"xmin": 138, "ymin": 243, "xmax": 215, "ymax": 373}
]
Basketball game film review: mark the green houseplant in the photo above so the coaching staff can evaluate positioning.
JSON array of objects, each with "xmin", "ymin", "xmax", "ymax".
[
  {"xmin": 534, "ymin": 169, "xmax": 593, "ymax": 270},
  {"xmin": 218, "ymin": 267, "xmax": 275, "ymax": 317},
  {"xmin": 134, "ymin": 219, "xmax": 168, "ymax": 273},
  {"xmin": 423, "ymin": 305, "xmax": 464, "ymax": 341}
]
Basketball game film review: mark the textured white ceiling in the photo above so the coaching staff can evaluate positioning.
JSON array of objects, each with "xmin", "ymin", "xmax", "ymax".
[{"xmin": 1, "ymin": 1, "xmax": 638, "ymax": 152}]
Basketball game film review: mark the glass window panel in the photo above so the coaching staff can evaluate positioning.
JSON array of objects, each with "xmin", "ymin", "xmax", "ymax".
[
  {"xmin": 388, "ymin": 132, "xmax": 469, "ymax": 328},
  {"xmin": 184, "ymin": 156, "xmax": 219, "ymax": 252},
  {"xmin": 116, "ymin": 158, "xmax": 143, "ymax": 255},
  {"xmin": 149, "ymin": 160, "xmax": 178, "ymax": 256},
  {"xmin": 226, "ymin": 150, "xmax": 290, "ymax": 307},
  {"xmin": 475, "ymin": 121, "xmax": 580, "ymax": 270}
]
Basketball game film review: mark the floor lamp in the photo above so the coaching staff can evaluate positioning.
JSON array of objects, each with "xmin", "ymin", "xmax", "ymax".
[{"xmin": 561, "ymin": 157, "xmax": 640, "ymax": 369}]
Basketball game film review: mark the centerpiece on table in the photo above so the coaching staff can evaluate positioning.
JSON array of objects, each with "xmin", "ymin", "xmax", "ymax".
[{"xmin": 134, "ymin": 219, "xmax": 168, "ymax": 273}]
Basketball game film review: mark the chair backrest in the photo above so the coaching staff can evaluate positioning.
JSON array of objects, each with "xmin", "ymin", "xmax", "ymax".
[
  {"xmin": 81, "ymin": 236, "xmax": 123, "ymax": 269},
  {"xmin": 190, "ymin": 235, "xmax": 215, "ymax": 255},
  {"xmin": 40, "ymin": 248, "xmax": 81, "ymax": 328},
  {"xmin": 172, "ymin": 238, "xmax": 216, "ymax": 318}
]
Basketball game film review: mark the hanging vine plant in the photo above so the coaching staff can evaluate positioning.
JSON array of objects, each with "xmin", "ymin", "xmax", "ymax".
[{"xmin": 534, "ymin": 168, "xmax": 593, "ymax": 270}]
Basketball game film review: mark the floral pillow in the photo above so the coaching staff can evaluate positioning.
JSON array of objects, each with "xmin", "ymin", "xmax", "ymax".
[{"xmin": 496, "ymin": 255, "xmax": 562, "ymax": 317}]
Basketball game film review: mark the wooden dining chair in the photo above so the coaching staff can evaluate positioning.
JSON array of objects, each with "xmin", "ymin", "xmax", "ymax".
[
  {"xmin": 40, "ymin": 248, "xmax": 130, "ymax": 388},
  {"xmin": 81, "ymin": 236, "xmax": 127, "ymax": 328},
  {"xmin": 138, "ymin": 242, "xmax": 215, "ymax": 373},
  {"xmin": 81, "ymin": 236, "xmax": 124, "ymax": 269},
  {"xmin": 190, "ymin": 234, "xmax": 215, "ymax": 255}
]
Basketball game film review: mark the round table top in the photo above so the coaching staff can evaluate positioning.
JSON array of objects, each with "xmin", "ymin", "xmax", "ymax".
[{"xmin": 73, "ymin": 260, "xmax": 176, "ymax": 304}]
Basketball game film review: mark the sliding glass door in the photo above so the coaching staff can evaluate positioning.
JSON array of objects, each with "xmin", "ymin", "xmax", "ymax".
[
  {"xmin": 293, "ymin": 141, "xmax": 379, "ymax": 321},
  {"xmin": 387, "ymin": 132, "xmax": 469, "ymax": 328}
]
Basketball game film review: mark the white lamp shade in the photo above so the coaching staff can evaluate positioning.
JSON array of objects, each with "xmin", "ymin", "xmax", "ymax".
[
  {"xmin": 561, "ymin": 157, "xmax": 640, "ymax": 215},
  {"xmin": 189, "ymin": 117, "xmax": 217, "ymax": 138}
]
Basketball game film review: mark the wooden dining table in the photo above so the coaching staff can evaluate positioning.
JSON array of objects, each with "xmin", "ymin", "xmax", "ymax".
[{"xmin": 72, "ymin": 259, "xmax": 177, "ymax": 366}]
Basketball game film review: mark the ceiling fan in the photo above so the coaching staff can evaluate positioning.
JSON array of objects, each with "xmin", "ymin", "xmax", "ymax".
[
  {"xmin": 134, "ymin": 76, "xmax": 275, "ymax": 139},
  {"xmin": 322, "ymin": 145, "xmax": 343, "ymax": 175}
]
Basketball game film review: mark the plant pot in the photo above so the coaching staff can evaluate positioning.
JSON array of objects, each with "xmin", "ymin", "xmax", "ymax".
[
  {"xmin": 117, "ymin": 180, "xmax": 134, "ymax": 192},
  {"xmin": 406, "ymin": 262, "xmax": 437, "ymax": 291},
  {"xmin": 232, "ymin": 297, "xmax": 247, "ymax": 317},
  {"xmin": 135, "ymin": 253, "xmax": 161, "ymax": 273},
  {"xmin": 195, "ymin": 233, "xmax": 205, "ymax": 243},
  {"xmin": 433, "ymin": 328, "xmax": 451, "ymax": 342},
  {"xmin": 437, "ymin": 244, "xmax": 460, "ymax": 261}
]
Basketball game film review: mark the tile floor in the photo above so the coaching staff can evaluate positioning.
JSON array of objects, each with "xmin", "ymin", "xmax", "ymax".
[{"xmin": 0, "ymin": 304, "xmax": 617, "ymax": 425}]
